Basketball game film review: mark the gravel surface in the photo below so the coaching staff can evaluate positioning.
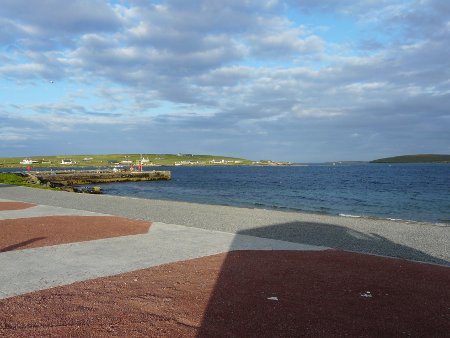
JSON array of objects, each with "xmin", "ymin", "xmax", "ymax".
[
  {"xmin": 1, "ymin": 185, "xmax": 449, "ymax": 265},
  {"xmin": 2, "ymin": 250, "xmax": 449, "ymax": 337}
]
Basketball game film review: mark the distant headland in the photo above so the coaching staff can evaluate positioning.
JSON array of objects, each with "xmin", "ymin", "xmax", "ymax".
[{"xmin": 370, "ymin": 154, "xmax": 450, "ymax": 163}]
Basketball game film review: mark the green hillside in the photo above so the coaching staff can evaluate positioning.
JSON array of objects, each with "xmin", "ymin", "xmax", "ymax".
[
  {"xmin": 0, "ymin": 153, "xmax": 258, "ymax": 168},
  {"xmin": 371, "ymin": 154, "xmax": 450, "ymax": 163}
]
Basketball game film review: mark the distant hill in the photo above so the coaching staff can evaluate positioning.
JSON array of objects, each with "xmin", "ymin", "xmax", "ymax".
[
  {"xmin": 0, "ymin": 153, "xmax": 296, "ymax": 168},
  {"xmin": 0, "ymin": 153, "xmax": 254, "ymax": 168},
  {"xmin": 371, "ymin": 154, "xmax": 450, "ymax": 163}
]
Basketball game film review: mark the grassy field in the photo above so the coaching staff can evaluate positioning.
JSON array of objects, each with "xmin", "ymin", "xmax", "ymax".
[{"xmin": 0, "ymin": 154, "xmax": 258, "ymax": 168}]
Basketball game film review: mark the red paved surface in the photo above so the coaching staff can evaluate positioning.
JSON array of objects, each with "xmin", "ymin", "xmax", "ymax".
[
  {"xmin": 0, "ymin": 216, "xmax": 151, "ymax": 252},
  {"xmin": 0, "ymin": 202, "xmax": 35, "ymax": 211},
  {"xmin": 1, "ymin": 250, "xmax": 449, "ymax": 337},
  {"xmin": 199, "ymin": 250, "xmax": 450, "ymax": 337}
]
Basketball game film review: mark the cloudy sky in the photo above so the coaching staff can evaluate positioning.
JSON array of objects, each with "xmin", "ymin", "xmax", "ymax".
[{"xmin": 1, "ymin": 0, "xmax": 449, "ymax": 162}]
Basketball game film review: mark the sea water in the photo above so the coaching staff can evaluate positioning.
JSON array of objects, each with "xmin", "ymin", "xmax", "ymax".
[{"xmin": 91, "ymin": 164, "xmax": 450, "ymax": 224}]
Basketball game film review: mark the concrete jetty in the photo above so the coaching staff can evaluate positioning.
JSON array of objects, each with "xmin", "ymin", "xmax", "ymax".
[{"xmin": 27, "ymin": 170, "xmax": 171, "ymax": 187}]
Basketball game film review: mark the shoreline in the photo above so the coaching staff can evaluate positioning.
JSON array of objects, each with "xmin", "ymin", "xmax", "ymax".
[
  {"xmin": 1, "ymin": 184, "xmax": 449, "ymax": 266},
  {"xmin": 100, "ymin": 189, "xmax": 449, "ymax": 227},
  {"xmin": 0, "ymin": 181, "xmax": 447, "ymax": 228},
  {"xmin": 2, "ymin": 163, "xmax": 448, "ymax": 225}
]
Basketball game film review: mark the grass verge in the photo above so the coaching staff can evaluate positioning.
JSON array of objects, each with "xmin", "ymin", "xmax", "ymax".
[{"xmin": 0, "ymin": 173, "xmax": 58, "ymax": 190}]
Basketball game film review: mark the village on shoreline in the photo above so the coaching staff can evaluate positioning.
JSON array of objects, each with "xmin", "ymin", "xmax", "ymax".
[{"xmin": 0, "ymin": 153, "xmax": 293, "ymax": 169}]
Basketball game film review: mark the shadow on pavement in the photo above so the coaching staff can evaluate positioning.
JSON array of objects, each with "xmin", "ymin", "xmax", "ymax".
[
  {"xmin": 197, "ymin": 221, "xmax": 450, "ymax": 337},
  {"xmin": 235, "ymin": 221, "xmax": 449, "ymax": 266},
  {"xmin": 0, "ymin": 237, "xmax": 46, "ymax": 252}
]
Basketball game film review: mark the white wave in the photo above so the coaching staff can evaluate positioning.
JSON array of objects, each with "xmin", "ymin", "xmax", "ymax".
[{"xmin": 338, "ymin": 213, "xmax": 361, "ymax": 218}]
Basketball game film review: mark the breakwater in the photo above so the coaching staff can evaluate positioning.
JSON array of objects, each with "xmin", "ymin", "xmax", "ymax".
[{"xmin": 27, "ymin": 170, "xmax": 171, "ymax": 188}]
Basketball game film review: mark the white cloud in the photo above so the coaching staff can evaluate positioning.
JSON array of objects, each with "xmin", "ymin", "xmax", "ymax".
[
  {"xmin": 292, "ymin": 106, "xmax": 344, "ymax": 118},
  {"xmin": 0, "ymin": 0, "xmax": 121, "ymax": 36},
  {"xmin": 0, "ymin": 0, "xmax": 449, "ymax": 160},
  {"xmin": 0, "ymin": 127, "xmax": 31, "ymax": 141}
]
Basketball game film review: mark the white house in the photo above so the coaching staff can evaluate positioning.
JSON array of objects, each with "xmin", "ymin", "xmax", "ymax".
[{"xmin": 20, "ymin": 158, "xmax": 39, "ymax": 165}]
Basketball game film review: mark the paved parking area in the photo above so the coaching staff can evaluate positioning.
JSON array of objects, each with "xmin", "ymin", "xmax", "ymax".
[{"xmin": 0, "ymin": 197, "xmax": 449, "ymax": 337}]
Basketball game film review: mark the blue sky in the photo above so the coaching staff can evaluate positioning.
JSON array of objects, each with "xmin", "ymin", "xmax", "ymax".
[{"xmin": 1, "ymin": 0, "xmax": 449, "ymax": 162}]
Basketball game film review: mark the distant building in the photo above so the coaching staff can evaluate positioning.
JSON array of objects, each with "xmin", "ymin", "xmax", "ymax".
[
  {"xmin": 210, "ymin": 159, "xmax": 234, "ymax": 164},
  {"xmin": 174, "ymin": 161, "xmax": 200, "ymax": 166},
  {"xmin": 61, "ymin": 159, "xmax": 75, "ymax": 165},
  {"xmin": 20, "ymin": 158, "xmax": 39, "ymax": 165}
]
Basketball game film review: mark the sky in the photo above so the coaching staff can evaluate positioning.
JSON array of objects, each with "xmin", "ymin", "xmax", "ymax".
[{"xmin": 1, "ymin": 0, "xmax": 449, "ymax": 162}]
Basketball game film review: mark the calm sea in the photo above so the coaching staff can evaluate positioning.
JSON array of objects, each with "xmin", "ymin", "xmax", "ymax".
[
  {"xmin": 3, "ymin": 164, "xmax": 449, "ymax": 224},
  {"xmin": 90, "ymin": 164, "xmax": 449, "ymax": 224}
]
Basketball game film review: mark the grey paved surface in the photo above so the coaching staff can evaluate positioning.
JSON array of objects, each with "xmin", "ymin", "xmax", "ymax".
[
  {"xmin": 1, "ymin": 185, "xmax": 449, "ymax": 266},
  {"xmin": 0, "ymin": 222, "xmax": 325, "ymax": 299},
  {"xmin": 1, "ymin": 202, "xmax": 326, "ymax": 299},
  {"xmin": 0, "ymin": 199, "xmax": 107, "ymax": 219}
]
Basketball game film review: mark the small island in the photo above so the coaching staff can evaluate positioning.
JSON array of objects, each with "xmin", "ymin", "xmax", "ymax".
[{"xmin": 370, "ymin": 154, "xmax": 450, "ymax": 163}]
